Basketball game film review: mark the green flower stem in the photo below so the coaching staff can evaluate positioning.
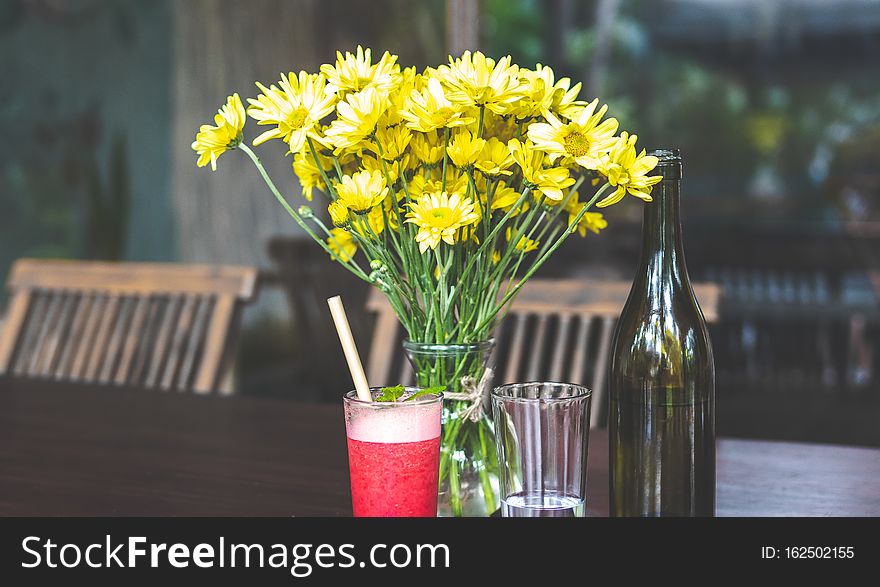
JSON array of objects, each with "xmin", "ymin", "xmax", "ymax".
[
  {"xmin": 238, "ymin": 143, "xmax": 369, "ymax": 283},
  {"xmin": 306, "ymin": 138, "xmax": 339, "ymax": 199},
  {"xmin": 450, "ymin": 192, "xmax": 545, "ymax": 338},
  {"xmin": 370, "ymin": 138, "xmax": 406, "ymax": 230},
  {"xmin": 350, "ymin": 220, "xmax": 416, "ymax": 335},
  {"xmin": 446, "ymin": 187, "xmax": 532, "ymax": 310},
  {"xmin": 475, "ymin": 182, "xmax": 612, "ymax": 332},
  {"xmin": 330, "ymin": 154, "xmax": 345, "ymax": 181}
]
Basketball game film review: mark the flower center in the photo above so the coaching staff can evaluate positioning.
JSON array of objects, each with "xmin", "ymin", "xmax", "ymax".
[
  {"xmin": 564, "ymin": 132, "xmax": 591, "ymax": 157},
  {"xmin": 430, "ymin": 208, "xmax": 453, "ymax": 225},
  {"xmin": 286, "ymin": 108, "xmax": 309, "ymax": 130},
  {"xmin": 472, "ymin": 86, "xmax": 492, "ymax": 104}
]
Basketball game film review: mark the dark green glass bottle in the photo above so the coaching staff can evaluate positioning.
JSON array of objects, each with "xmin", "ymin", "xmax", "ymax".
[{"xmin": 608, "ymin": 149, "xmax": 715, "ymax": 517}]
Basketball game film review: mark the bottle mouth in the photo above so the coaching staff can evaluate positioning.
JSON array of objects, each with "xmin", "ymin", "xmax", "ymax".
[
  {"xmin": 648, "ymin": 148, "xmax": 681, "ymax": 162},
  {"xmin": 647, "ymin": 148, "xmax": 681, "ymax": 179}
]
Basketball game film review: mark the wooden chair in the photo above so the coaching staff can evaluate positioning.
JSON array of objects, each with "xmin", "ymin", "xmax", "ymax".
[
  {"xmin": 365, "ymin": 278, "xmax": 720, "ymax": 428},
  {"xmin": 0, "ymin": 259, "xmax": 258, "ymax": 394}
]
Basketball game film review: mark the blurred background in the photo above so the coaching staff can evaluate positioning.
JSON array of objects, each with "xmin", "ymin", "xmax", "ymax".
[{"xmin": 2, "ymin": 0, "xmax": 879, "ymax": 445}]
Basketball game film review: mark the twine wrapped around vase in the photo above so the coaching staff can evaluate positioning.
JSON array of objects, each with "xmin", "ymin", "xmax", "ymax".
[{"xmin": 442, "ymin": 367, "xmax": 495, "ymax": 422}]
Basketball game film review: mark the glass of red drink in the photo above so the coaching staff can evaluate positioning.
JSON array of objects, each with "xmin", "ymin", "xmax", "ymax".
[{"xmin": 343, "ymin": 388, "xmax": 443, "ymax": 517}]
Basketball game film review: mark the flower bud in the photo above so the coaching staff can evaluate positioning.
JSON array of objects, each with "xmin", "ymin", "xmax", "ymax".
[{"xmin": 328, "ymin": 200, "xmax": 350, "ymax": 227}]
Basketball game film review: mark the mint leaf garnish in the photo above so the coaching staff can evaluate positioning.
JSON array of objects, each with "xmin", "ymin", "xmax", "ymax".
[
  {"xmin": 375, "ymin": 385, "xmax": 405, "ymax": 402},
  {"xmin": 403, "ymin": 385, "xmax": 446, "ymax": 401},
  {"xmin": 375, "ymin": 384, "xmax": 445, "ymax": 402}
]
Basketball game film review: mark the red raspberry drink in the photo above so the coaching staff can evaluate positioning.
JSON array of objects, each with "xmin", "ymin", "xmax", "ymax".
[{"xmin": 343, "ymin": 389, "xmax": 442, "ymax": 517}]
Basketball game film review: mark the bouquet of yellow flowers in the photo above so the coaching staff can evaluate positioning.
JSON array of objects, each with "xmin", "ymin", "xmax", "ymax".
[{"xmin": 193, "ymin": 47, "xmax": 661, "ymax": 516}]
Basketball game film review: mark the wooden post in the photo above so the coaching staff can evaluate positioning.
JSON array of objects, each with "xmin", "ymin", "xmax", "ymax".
[
  {"xmin": 446, "ymin": 0, "xmax": 480, "ymax": 57},
  {"xmin": 171, "ymin": 0, "xmax": 321, "ymax": 269}
]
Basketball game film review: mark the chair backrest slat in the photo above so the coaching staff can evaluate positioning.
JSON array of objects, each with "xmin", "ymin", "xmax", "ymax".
[
  {"xmin": 503, "ymin": 312, "xmax": 529, "ymax": 384},
  {"xmin": 526, "ymin": 314, "xmax": 549, "ymax": 381},
  {"xmin": 366, "ymin": 278, "xmax": 721, "ymax": 428},
  {"xmin": 84, "ymin": 294, "xmax": 121, "ymax": 381},
  {"xmin": 179, "ymin": 297, "xmax": 213, "ymax": 391},
  {"xmin": 193, "ymin": 295, "xmax": 235, "ymax": 394},
  {"xmin": 0, "ymin": 291, "xmax": 31, "ymax": 372},
  {"xmin": 145, "ymin": 295, "xmax": 182, "ymax": 389},
  {"xmin": 14, "ymin": 292, "xmax": 50, "ymax": 377},
  {"xmin": 114, "ymin": 296, "xmax": 149, "ymax": 386},
  {"xmin": 568, "ymin": 315, "xmax": 593, "ymax": 386},
  {"xmin": 589, "ymin": 316, "xmax": 615, "ymax": 429},
  {"xmin": 29, "ymin": 292, "xmax": 63, "ymax": 376},
  {"xmin": 99, "ymin": 296, "xmax": 133, "ymax": 384},
  {"xmin": 549, "ymin": 313, "xmax": 573, "ymax": 382},
  {"xmin": 0, "ymin": 259, "xmax": 257, "ymax": 394},
  {"xmin": 161, "ymin": 295, "xmax": 198, "ymax": 391},
  {"xmin": 38, "ymin": 292, "xmax": 75, "ymax": 377},
  {"xmin": 128, "ymin": 297, "xmax": 162, "ymax": 386}
]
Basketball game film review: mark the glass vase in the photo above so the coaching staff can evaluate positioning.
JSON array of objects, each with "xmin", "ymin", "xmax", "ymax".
[{"xmin": 403, "ymin": 340, "xmax": 500, "ymax": 517}]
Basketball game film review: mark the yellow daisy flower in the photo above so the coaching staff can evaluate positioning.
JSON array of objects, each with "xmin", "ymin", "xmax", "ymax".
[
  {"xmin": 361, "ymin": 155, "xmax": 407, "ymax": 185},
  {"xmin": 328, "ymin": 200, "xmax": 350, "ymax": 227},
  {"xmin": 487, "ymin": 183, "xmax": 522, "ymax": 211},
  {"xmin": 324, "ymin": 87, "xmax": 387, "ymax": 153},
  {"xmin": 292, "ymin": 149, "xmax": 332, "ymax": 201},
  {"xmin": 564, "ymin": 194, "xmax": 608, "ymax": 236},
  {"xmin": 481, "ymin": 110, "xmax": 519, "ymax": 143},
  {"xmin": 408, "ymin": 169, "xmax": 469, "ymax": 199},
  {"xmin": 405, "ymin": 191, "xmax": 480, "ymax": 253},
  {"xmin": 595, "ymin": 132, "xmax": 662, "ymax": 208},
  {"xmin": 474, "ymin": 181, "xmax": 526, "ymax": 222},
  {"xmin": 246, "ymin": 72, "xmax": 336, "ymax": 153},
  {"xmin": 399, "ymin": 77, "xmax": 476, "ymax": 132},
  {"xmin": 373, "ymin": 124, "xmax": 412, "ymax": 161},
  {"xmin": 192, "ymin": 93, "xmax": 246, "ymax": 171},
  {"xmin": 526, "ymin": 98, "xmax": 618, "ymax": 169},
  {"xmin": 474, "ymin": 137, "xmax": 515, "ymax": 177},
  {"xmin": 320, "ymin": 46, "xmax": 401, "ymax": 96},
  {"xmin": 335, "ymin": 169, "xmax": 389, "ymax": 213},
  {"xmin": 381, "ymin": 66, "xmax": 421, "ymax": 129},
  {"xmin": 435, "ymin": 51, "xmax": 525, "ymax": 115},
  {"xmin": 506, "ymin": 227, "xmax": 539, "ymax": 252},
  {"xmin": 410, "ymin": 130, "xmax": 445, "ymax": 165},
  {"xmin": 327, "ymin": 228, "xmax": 357, "ymax": 262},
  {"xmin": 515, "ymin": 65, "xmax": 585, "ymax": 121},
  {"xmin": 507, "ymin": 139, "xmax": 575, "ymax": 201},
  {"xmin": 446, "ymin": 130, "xmax": 486, "ymax": 168}
]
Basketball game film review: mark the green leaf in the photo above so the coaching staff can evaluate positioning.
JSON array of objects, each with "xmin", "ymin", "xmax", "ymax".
[
  {"xmin": 375, "ymin": 385, "xmax": 445, "ymax": 402},
  {"xmin": 403, "ymin": 385, "xmax": 446, "ymax": 401},
  {"xmin": 375, "ymin": 385, "xmax": 406, "ymax": 402}
]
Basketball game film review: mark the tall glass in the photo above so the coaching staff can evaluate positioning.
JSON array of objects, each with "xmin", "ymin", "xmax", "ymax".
[
  {"xmin": 343, "ymin": 388, "xmax": 443, "ymax": 517},
  {"xmin": 491, "ymin": 382, "xmax": 591, "ymax": 517}
]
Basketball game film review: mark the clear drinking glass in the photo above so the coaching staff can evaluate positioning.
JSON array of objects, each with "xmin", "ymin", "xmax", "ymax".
[
  {"xmin": 343, "ymin": 388, "xmax": 443, "ymax": 517},
  {"xmin": 491, "ymin": 382, "xmax": 592, "ymax": 517}
]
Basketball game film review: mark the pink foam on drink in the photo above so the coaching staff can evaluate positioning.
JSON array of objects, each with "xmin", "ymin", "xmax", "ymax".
[{"xmin": 345, "ymin": 401, "xmax": 441, "ymax": 443}]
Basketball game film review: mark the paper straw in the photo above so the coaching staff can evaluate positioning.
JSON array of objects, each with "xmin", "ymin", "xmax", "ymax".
[{"xmin": 327, "ymin": 295, "xmax": 372, "ymax": 402}]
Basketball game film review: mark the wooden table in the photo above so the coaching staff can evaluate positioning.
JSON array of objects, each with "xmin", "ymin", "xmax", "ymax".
[{"xmin": 2, "ymin": 378, "xmax": 879, "ymax": 517}]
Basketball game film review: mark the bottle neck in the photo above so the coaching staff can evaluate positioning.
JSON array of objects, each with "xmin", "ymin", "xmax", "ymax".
[{"xmin": 638, "ymin": 176, "xmax": 687, "ymax": 287}]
